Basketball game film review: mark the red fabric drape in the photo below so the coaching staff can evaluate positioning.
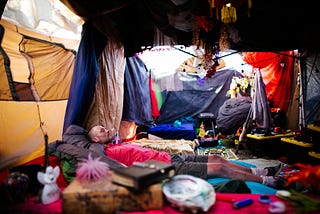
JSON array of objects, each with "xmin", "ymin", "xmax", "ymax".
[
  {"xmin": 149, "ymin": 77, "xmax": 160, "ymax": 120},
  {"xmin": 242, "ymin": 51, "xmax": 294, "ymax": 113}
]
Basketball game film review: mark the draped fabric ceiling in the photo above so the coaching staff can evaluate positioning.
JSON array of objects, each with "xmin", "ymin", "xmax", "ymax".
[{"xmin": 58, "ymin": 0, "xmax": 320, "ymax": 54}]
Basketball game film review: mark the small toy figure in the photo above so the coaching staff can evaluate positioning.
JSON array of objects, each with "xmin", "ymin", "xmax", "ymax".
[{"xmin": 37, "ymin": 166, "xmax": 61, "ymax": 204}]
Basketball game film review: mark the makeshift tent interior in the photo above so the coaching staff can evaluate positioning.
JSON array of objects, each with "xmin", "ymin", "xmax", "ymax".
[
  {"xmin": 1, "ymin": 0, "xmax": 320, "ymax": 200},
  {"xmin": 1, "ymin": 0, "xmax": 320, "ymax": 170}
]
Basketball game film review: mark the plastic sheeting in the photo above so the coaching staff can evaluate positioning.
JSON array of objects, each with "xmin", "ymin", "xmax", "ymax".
[
  {"xmin": 2, "ymin": 0, "xmax": 83, "ymax": 42},
  {"xmin": 155, "ymin": 69, "xmax": 240, "ymax": 124},
  {"xmin": 303, "ymin": 53, "xmax": 320, "ymax": 124}
]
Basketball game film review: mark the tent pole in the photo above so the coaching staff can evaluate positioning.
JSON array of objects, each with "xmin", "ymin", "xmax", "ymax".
[
  {"xmin": 298, "ymin": 61, "xmax": 306, "ymax": 129},
  {"xmin": 235, "ymin": 106, "xmax": 252, "ymax": 154}
]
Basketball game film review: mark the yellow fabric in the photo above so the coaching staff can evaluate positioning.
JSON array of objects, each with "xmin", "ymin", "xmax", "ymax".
[
  {"xmin": 19, "ymin": 38, "xmax": 75, "ymax": 100},
  {"xmin": 221, "ymin": 6, "xmax": 237, "ymax": 24},
  {"xmin": 0, "ymin": 100, "xmax": 67, "ymax": 170},
  {"xmin": 0, "ymin": 19, "xmax": 78, "ymax": 170},
  {"xmin": 0, "ymin": 20, "xmax": 76, "ymax": 101},
  {"xmin": 1, "ymin": 20, "xmax": 29, "ymax": 85}
]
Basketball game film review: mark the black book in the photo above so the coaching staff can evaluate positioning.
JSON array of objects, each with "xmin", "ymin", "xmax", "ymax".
[{"xmin": 111, "ymin": 160, "xmax": 175, "ymax": 191}]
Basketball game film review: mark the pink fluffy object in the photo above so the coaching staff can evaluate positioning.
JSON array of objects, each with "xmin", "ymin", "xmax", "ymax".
[{"xmin": 76, "ymin": 153, "xmax": 111, "ymax": 182}]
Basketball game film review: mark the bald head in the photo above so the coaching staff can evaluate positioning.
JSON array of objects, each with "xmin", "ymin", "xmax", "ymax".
[{"xmin": 88, "ymin": 125, "xmax": 115, "ymax": 144}]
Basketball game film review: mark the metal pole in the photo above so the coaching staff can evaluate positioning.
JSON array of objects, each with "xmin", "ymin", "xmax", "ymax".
[{"xmin": 298, "ymin": 60, "xmax": 306, "ymax": 129}]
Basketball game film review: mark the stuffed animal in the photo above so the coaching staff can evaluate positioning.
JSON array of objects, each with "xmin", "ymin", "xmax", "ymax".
[{"xmin": 37, "ymin": 166, "xmax": 61, "ymax": 204}]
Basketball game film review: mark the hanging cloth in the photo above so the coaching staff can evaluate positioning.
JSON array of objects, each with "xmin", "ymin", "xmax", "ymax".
[
  {"xmin": 252, "ymin": 69, "xmax": 273, "ymax": 128},
  {"xmin": 221, "ymin": 5, "xmax": 237, "ymax": 24}
]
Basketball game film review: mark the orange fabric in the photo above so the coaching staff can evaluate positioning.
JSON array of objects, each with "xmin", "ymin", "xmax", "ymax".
[{"xmin": 242, "ymin": 51, "xmax": 294, "ymax": 112}]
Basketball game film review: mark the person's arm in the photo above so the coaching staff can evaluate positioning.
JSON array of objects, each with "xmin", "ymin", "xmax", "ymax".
[
  {"xmin": 62, "ymin": 125, "xmax": 88, "ymax": 145},
  {"xmin": 56, "ymin": 143, "xmax": 125, "ymax": 170}
]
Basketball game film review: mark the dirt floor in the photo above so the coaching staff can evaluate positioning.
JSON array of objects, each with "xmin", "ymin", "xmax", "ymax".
[{"xmin": 230, "ymin": 143, "xmax": 281, "ymax": 168}]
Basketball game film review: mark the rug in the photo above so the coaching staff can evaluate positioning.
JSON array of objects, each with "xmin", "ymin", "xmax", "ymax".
[{"xmin": 197, "ymin": 147, "xmax": 238, "ymax": 160}]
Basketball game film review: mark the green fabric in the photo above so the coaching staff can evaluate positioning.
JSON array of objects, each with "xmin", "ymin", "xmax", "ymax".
[
  {"xmin": 50, "ymin": 150, "xmax": 77, "ymax": 183},
  {"xmin": 61, "ymin": 159, "xmax": 76, "ymax": 183},
  {"xmin": 213, "ymin": 179, "xmax": 251, "ymax": 193},
  {"xmin": 153, "ymin": 83, "xmax": 162, "ymax": 109}
]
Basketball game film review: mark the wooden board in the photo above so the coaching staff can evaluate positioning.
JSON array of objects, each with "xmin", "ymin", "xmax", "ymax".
[
  {"xmin": 281, "ymin": 137, "xmax": 313, "ymax": 147},
  {"xmin": 309, "ymin": 151, "xmax": 320, "ymax": 159},
  {"xmin": 247, "ymin": 132, "xmax": 294, "ymax": 140},
  {"xmin": 62, "ymin": 178, "xmax": 163, "ymax": 214},
  {"xmin": 308, "ymin": 124, "xmax": 320, "ymax": 133}
]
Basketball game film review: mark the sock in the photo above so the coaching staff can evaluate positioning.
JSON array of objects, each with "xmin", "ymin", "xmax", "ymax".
[
  {"xmin": 261, "ymin": 176, "xmax": 277, "ymax": 188},
  {"xmin": 251, "ymin": 168, "xmax": 268, "ymax": 176}
]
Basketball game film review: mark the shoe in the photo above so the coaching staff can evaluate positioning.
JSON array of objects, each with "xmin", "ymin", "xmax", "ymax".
[{"xmin": 265, "ymin": 162, "xmax": 286, "ymax": 176}]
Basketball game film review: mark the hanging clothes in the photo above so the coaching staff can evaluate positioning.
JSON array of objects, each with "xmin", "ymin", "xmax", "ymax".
[{"xmin": 252, "ymin": 69, "xmax": 273, "ymax": 128}]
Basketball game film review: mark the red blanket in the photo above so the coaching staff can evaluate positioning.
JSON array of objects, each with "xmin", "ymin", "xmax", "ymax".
[{"xmin": 10, "ymin": 193, "xmax": 297, "ymax": 214}]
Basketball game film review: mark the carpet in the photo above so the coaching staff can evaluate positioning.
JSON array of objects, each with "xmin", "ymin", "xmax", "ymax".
[{"xmin": 197, "ymin": 147, "xmax": 239, "ymax": 160}]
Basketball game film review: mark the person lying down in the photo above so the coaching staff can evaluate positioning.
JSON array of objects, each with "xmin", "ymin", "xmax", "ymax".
[{"xmin": 51, "ymin": 124, "xmax": 284, "ymax": 188}]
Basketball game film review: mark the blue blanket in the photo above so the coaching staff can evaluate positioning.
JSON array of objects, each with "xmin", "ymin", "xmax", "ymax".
[
  {"xmin": 207, "ymin": 160, "xmax": 277, "ymax": 194},
  {"xmin": 147, "ymin": 123, "xmax": 196, "ymax": 140}
]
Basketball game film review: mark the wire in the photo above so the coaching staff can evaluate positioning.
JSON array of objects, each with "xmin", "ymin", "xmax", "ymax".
[
  {"xmin": 172, "ymin": 46, "xmax": 240, "ymax": 61},
  {"xmin": 36, "ymin": 102, "xmax": 49, "ymax": 169}
]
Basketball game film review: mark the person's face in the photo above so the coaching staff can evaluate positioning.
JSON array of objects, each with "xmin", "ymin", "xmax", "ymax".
[{"xmin": 93, "ymin": 125, "xmax": 115, "ymax": 144}]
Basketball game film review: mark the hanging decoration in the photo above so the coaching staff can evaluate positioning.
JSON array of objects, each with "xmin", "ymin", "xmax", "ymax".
[
  {"xmin": 195, "ymin": 0, "xmax": 252, "ymax": 54},
  {"xmin": 207, "ymin": 0, "xmax": 252, "ymax": 21},
  {"xmin": 221, "ymin": 4, "xmax": 237, "ymax": 24}
]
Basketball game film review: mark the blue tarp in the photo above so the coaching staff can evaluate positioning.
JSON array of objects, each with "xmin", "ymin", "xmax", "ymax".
[{"xmin": 156, "ymin": 69, "xmax": 241, "ymax": 124}]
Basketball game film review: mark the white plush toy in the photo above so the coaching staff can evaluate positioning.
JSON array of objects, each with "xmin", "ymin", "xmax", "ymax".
[{"xmin": 37, "ymin": 165, "xmax": 61, "ymax": 204}]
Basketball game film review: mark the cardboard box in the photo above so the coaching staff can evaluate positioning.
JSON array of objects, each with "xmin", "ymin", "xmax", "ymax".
[{"xmin": 62, "ymin": 178, "xmax": 163, "ymax": 214}]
